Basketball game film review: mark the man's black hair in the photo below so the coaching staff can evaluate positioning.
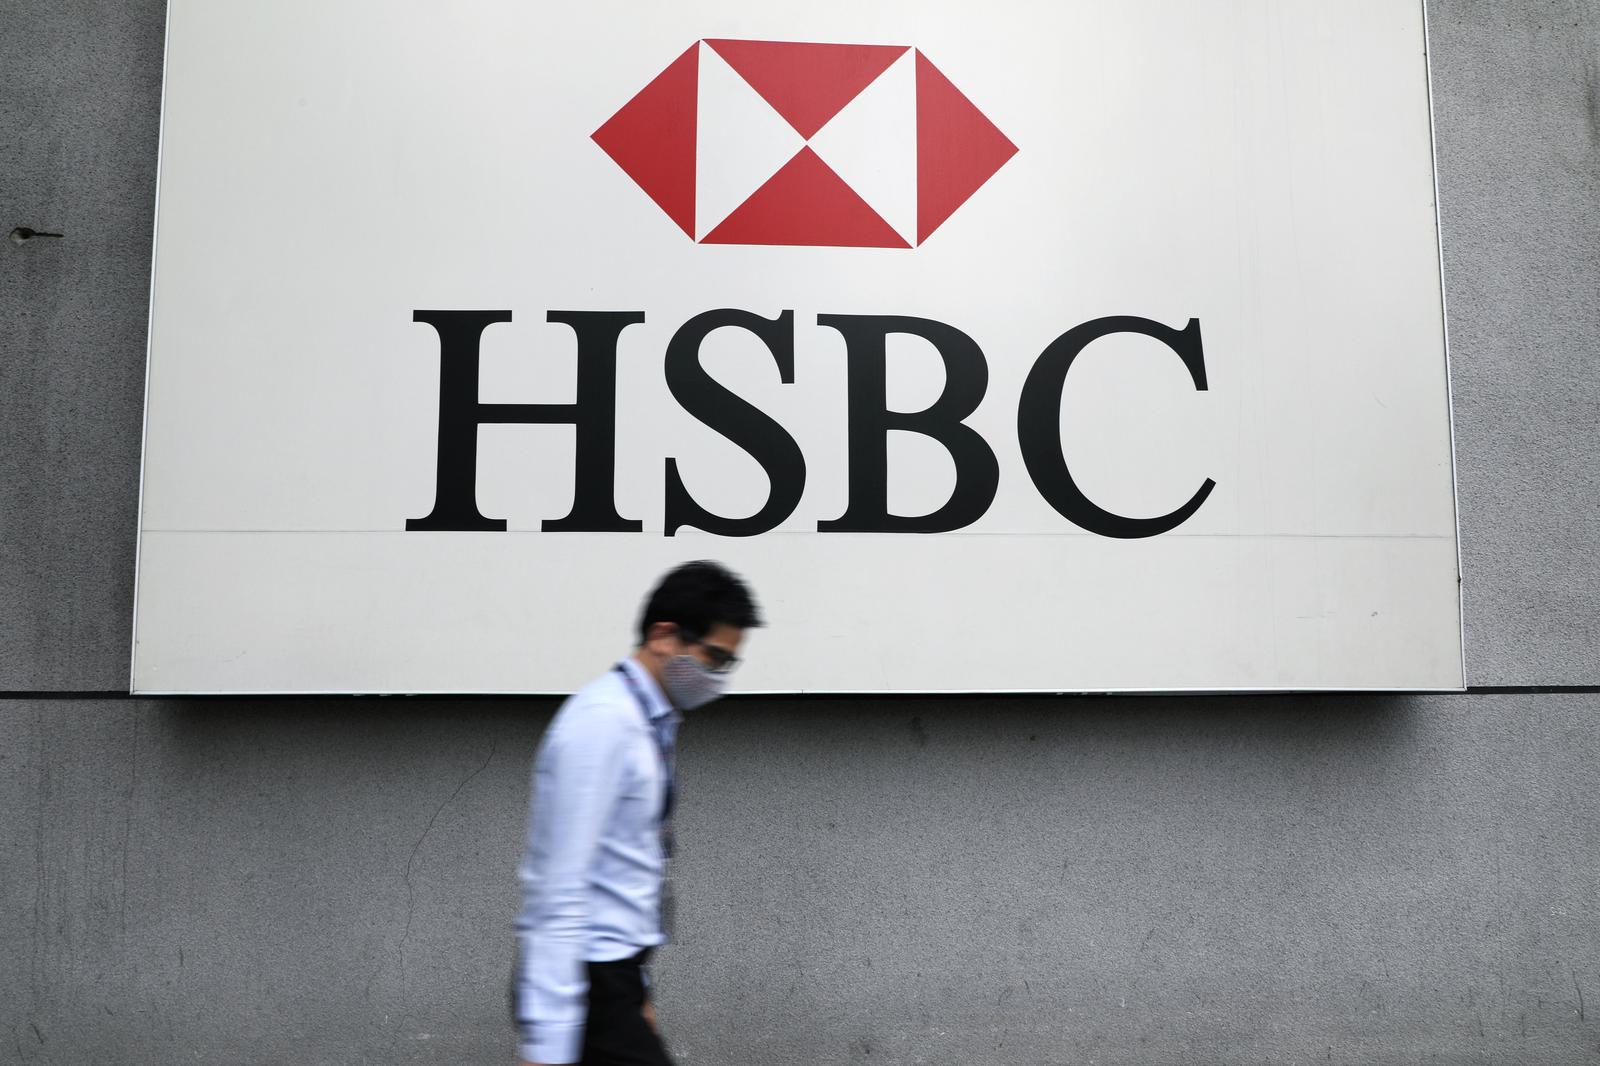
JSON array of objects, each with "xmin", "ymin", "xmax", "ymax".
[{"xmin": 637, "ymin": 560, "xmax": 763, "ymax": 644}]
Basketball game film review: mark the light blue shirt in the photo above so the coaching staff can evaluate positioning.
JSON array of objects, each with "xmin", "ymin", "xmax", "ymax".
[{"xmin": 514, "ymin": 657, "xmax": 677, "ymax": 1064}]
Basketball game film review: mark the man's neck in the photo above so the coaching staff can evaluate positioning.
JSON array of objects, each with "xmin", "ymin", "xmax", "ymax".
[{"xmin": 630, "ymin": 649, "xmax": 667, "ymax": 691}]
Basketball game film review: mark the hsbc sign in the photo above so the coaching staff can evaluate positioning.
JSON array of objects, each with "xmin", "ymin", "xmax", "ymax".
[{"xmin": 134, "ymin": 1, "xmax": 1464, "ymax": 694}]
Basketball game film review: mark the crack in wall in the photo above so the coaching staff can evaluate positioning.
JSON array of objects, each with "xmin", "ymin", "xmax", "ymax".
[{"xmin": 392, "ymin": 739, "xmax": 499, "ymax": 1001}]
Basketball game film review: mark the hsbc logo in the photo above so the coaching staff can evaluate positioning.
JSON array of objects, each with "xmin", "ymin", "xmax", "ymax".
[
  {"xmin": 404, "ymin": 40, "xmax": 1212, "ymax": 543},
  {"xmin": 593, "ymin": 39, "xmax": 1018, "ymax": 247}
]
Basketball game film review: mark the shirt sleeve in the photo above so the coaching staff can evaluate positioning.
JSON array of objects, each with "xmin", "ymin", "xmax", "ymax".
[{"xmin": 514, "ymin": 699, "xmax": 631, "ymax": 1064}]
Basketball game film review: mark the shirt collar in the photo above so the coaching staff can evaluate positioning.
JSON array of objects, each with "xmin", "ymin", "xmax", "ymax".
[{"xmin": 619, "ymin": 656, "xmax": 676, "ymax": 721}]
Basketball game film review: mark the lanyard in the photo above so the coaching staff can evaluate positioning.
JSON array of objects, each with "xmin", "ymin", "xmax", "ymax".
[{"xmin": 615, "ymin": 664, "xmax": 676, "ymax": 822}]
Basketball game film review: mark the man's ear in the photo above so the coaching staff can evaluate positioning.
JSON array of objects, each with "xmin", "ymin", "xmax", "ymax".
[{"xmin": 642, "ymin": 621, "xmax": 678, "ymax": 648}]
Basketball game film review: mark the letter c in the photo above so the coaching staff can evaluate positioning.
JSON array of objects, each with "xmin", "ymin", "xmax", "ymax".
[{"xmin": 1017, "ymin": 316, "xmax": 1215, "ymax": 539}]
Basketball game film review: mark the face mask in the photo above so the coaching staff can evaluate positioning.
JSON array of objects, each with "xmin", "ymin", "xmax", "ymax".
[{"xmin": 661, "ymin": 654, "xmax": 727, "ymax": 710}]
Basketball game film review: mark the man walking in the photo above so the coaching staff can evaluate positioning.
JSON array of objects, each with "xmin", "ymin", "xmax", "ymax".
[{"xmin": 514, "ymin": 561, "xmax": 763, "ymax": 1066}]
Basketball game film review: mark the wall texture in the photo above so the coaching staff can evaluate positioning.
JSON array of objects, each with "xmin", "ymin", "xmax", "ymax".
[
  {"xmin": 2, "ymin": 1, "xmax": 1597, "ymax": 1064},
  {"xmin": 0, "ymin": 0, "xmax": 163, "ymax": 691},
  {"xmin": 1430, "ymin": 0, "xmax": 1600, "ymax": 685},
  {"xmin": 4, "ymin": 694, "xmax": 1599, "ymax": 1066}
]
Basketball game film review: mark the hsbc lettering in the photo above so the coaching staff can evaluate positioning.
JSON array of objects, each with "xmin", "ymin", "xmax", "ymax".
[{"xmin": 406, "ymin": 309, "xmax": 1214, "ymax": 539}]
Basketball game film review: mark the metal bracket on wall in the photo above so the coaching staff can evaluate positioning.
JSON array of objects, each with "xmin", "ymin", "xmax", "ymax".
[{"xmin": 8, "ymin": 227, "xmax": 64, "ymax": 244}]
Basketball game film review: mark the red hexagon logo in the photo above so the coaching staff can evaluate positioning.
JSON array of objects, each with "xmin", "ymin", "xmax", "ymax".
[{"xmin": 593, "ymin": 40, "xmax": 1018, "ymax": 248}]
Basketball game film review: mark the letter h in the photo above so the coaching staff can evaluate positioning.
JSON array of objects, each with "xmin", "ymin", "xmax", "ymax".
[{"xmin": 407, "ymin": 309, "xmax": 644, "ymax": 532}]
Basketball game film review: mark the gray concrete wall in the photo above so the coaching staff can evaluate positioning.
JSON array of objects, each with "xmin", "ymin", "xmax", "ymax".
[
  {"xmin": 3, "ymin": 1, "xmax": 1598, "ymax": 1064},
  {"xmin": 4, "ymin": 694, "xmax": 1599, "ymax": 1066},
  {"xmin": 1430, "ymin": 0, "xmax": 1600, "ymax": 685},
  {"xmin": 0, "ymin": 0, "xmax": 162, "ymax": 691}
]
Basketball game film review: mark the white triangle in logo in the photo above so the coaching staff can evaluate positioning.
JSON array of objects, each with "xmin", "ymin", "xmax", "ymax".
[
  {"xmin": 807, "ymin": 48, "xmax": 917, "ymax": 247},
  {"xmin": 695, "ymin": 42, "xmax": 806, "ymax": 241}
]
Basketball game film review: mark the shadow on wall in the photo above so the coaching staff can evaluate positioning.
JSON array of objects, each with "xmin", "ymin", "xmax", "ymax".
[{"xmin": 136, "ymin": 690, "xmax": 1428, "ymax": 804}]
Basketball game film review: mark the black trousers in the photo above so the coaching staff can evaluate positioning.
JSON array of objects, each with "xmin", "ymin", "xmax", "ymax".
[{"xmin": 579, "ymin": 950, "xmax": 673, "ymax": 1066}]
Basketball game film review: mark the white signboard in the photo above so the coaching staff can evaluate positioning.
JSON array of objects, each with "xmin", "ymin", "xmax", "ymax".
[{"xmin": 133, "ymin": 0, "xmax": 1464, "ymax": 694}]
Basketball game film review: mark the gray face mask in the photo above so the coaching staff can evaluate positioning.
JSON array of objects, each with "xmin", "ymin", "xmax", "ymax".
[{"xmin": 661, "ymin": 654, "xmax": 727, "ymax": 710}]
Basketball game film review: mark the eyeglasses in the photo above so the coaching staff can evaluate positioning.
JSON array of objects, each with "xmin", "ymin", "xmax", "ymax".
[{"xmin": 680, "ymin": 632, "xmax": 741, "ymax": 674}]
